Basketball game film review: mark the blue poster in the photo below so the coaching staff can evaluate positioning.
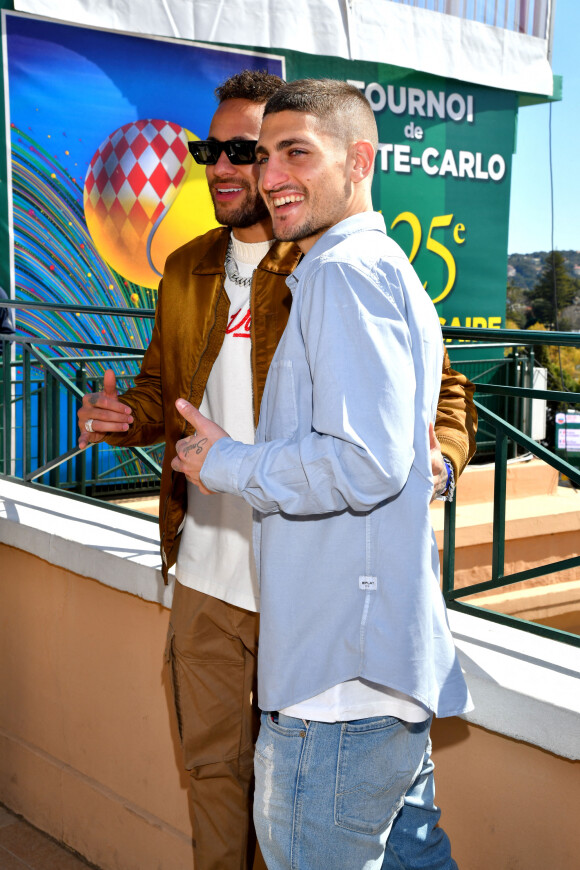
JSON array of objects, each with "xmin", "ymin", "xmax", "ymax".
[{"xmin": 4, "ymin": 11, "xmax": 284, "ymax": 350}]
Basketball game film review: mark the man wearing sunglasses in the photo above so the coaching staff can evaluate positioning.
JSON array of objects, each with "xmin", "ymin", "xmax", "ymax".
[
  {"xmin": 188, "ymin": 137, "xmax": 258, "ymax": 165},
  {"xmin": 78, "ymin": 70, "xmax": 476, "ymax": 870}
]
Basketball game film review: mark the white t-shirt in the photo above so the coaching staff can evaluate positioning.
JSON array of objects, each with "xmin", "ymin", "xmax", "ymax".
[{"xmin": 175, "ymin": 236, "xmax": 273, "ymax": 612}]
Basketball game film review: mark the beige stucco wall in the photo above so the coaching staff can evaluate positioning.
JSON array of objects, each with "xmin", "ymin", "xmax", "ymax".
[
  {"xmin": 1, "ymin": 542, "xmax": 579, "ymax": 870},
  {"xmin": 0, "ymin": 543, "xmax": 193, "ymax": 870},
  {"xmin": 430, "ymin": 718, "xmax": 580, "ymax": 869}
]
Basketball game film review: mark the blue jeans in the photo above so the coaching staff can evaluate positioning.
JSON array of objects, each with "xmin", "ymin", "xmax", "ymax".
[
  {"xmin": 254, "ymin": 711, "xmax": 452, "ymax": 870},
  {"xmin": 381, "ymin": 738, "xmax": 458, "ymax": 870}
]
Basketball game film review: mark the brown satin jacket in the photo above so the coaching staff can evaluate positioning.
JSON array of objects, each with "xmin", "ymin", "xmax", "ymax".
[{"xmin": 106, "ymin": 227, "xmax": 477, "ymax": 582}]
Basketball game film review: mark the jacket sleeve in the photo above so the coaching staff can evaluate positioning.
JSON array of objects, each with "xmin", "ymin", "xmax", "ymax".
[
  {"xmin": 435, "ymin": 348, "xmax": 478, "ymax": 480},
  {"xmin": 201, "ymin": 261, "xmax": 424, "ymax": 516},
  {"xmin": 104, "ymin": 281, "xmax": 165, "ymax": 448}
]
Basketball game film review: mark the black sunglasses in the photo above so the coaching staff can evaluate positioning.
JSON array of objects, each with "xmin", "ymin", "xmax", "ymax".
[{"xmin": 188, "ymin": 139, "xmax": 257, "ymax": 165}]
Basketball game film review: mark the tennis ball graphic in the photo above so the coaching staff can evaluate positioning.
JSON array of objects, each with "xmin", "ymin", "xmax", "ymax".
[{"xmin": 84, "ymin": 119, "xmax": 217, "ymax": 289}]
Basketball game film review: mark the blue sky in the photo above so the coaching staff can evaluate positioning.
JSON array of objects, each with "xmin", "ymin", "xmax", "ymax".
[{"xmin": 508, "ymin": 0, "xmax": 580, "ymax": 254}]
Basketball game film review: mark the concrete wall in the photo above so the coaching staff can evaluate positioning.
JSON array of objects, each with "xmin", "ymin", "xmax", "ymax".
[
  {"xmin": 0, "ymin": 543, "xmax": 193, "ymax": 870},
  {"xmin": 430, "ymin": 716, "xmax": 580, "ymax": 870},
  {"xmin": 1, "ymin": 542, "xmax": 579, "ymax": 870}
]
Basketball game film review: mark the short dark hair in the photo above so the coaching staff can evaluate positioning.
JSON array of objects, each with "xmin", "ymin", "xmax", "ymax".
[
  {"xmin": 215, "ymin": 69, "xmax": 284, "ymax": 104},
  {"xmin": 263, "ymin": 78, "xmax": 378, "ymax": 149}
]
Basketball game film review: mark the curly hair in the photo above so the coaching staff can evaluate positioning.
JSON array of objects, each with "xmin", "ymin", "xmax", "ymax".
[{"xmin": 215, "ymin": 69, "xmax": 284, "ymax": 104}]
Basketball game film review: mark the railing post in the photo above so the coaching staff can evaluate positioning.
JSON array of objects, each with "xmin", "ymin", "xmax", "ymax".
[
  {"xmin": 37, "ymin": 364, "xmax": 46, "ymax": 478},
  {"xmin": 524, "ymin": 348, "xmax": 533, "ymax": 440},
  {"xmin": 23, "ymin": 346, "xmax": 31, "ymax": 479},
  {"xmin": 40, "ymin": 366, "xmax": 48, "ymax": 484},
  {"xmin": 511, "ymin": 351, "xmax": 518, "ymax": 459},
  {"xmin": 75, "ymin": 365, "xmax": 87, "ymax": 494},
  {"xmin": 491, "ymin": 431, "xmax": 508, "ymax": 582},
  {"xmin": 50, "ymin": 370, "xmax": 60, "ymax": 487},
  {"xmin": 67, "ymin": 375, "xmax": 74, "ymax": 487},
  {"xmin": 442, "ymin": 494, "xmax": 457, "ymax": 599},
  {"xmin": 91, "ymin": 424, "xmax": 99, "ymax": 496},
  {"xmin": 0, "ymin": 339, "xmax": 10, "ymax": 474}
]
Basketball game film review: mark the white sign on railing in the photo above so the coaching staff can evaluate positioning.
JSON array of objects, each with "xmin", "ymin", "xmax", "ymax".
[{"xmin": 389, "ymin": 0, "xmax": 553, "ymax": 40}]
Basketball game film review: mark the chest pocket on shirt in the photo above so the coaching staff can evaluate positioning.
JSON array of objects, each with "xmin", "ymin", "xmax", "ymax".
[{"xmin": 263, "ymin": 360, "xmax": 298, "ymax": 441}]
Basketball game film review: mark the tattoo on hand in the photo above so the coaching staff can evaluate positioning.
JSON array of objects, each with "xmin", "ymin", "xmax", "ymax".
[
  {"xmin": 183, "ymin": 438, "xmax": 208, "ymax": 457},
  {"xmin": 88, "ymin": 394, "xmax": 99, "ymax": 406}
]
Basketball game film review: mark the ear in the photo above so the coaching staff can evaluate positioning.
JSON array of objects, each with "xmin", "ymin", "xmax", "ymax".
[{"xmin": 349, "ymin": 140, "xmax": 376, "ymax": 183}]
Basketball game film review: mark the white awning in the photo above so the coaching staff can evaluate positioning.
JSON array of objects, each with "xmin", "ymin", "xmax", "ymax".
[{"xmin": 14, "ymin": 0, "xmax": 555, "ymax": 96}]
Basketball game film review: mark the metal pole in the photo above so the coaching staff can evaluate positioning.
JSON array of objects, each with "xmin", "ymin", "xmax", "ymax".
[
  {"xmin": 50, "ymin": 371, "xmax": 60, "ymax": 487},
  {"xmin": 23, "ymin": 347, "xmax": 31, "ymax": 479},
  {"xmin": 491, "ymin": 432, "xmax": 508, "ymax": 582},
  {"xmin": 442, "ymin": 496, "xmax": 457, "ymax": 598},
  {"xmin": 547, "ymin": 0, "xmax": 557, "ymax": 63},
  {"xmin": 75, "ymin": 366, "xmax": 87, "ymax": 494}
]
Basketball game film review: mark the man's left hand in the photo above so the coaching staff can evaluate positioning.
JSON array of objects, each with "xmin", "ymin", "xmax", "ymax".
[
  {"xmin": 171, "ymin": 399, "xmax": 228, "ymax": 494},
  {"xmin": 429, "ymin": 422, "xmax": 447, "ymax": 502}
]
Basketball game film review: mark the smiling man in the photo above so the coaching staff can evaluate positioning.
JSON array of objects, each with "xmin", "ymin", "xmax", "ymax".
[
  {"xmin": 204, "ymin": 101, "xmax": 271, "ymax": 232},
  {"xmin": 78, "ymin": 72, "xmax": 475, "ymax": 870},
  {"xmin": 174, "ymin": 79, "xmax": 472, "ymax": 870},
  {"xmin": 78, "ymin": 71, "xmax": 301, "ymax": 870},
  {"xmin": 259, "ymin": 106, "xmax": 377, "ymax": 247}
]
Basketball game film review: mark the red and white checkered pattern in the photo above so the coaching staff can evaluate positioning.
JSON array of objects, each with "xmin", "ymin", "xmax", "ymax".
[{"xmin": 84, "ymin": 119, "xmax": 190, "ymax": 245}]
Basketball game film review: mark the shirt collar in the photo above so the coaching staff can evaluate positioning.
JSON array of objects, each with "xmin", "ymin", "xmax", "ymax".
[{"xmin": 287, "ymin": 211, "xmax": 386, "ymax": 290}]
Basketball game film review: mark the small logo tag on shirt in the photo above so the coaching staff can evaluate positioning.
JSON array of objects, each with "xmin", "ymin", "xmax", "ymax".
[{"xmin": 359, "ymin": 575, "xmax": 377, "ymax": 591}]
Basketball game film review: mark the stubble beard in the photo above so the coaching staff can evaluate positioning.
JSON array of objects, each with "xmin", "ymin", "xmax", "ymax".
[
  {"xmin": 270, "ymin": 182, "xmax": 350, "ymax": 244},
  {"xmin": 273, "ymin": 217, "xmax": 330, "ymax": 244},
  {"xmin": 271, "ymin": 195, "xmax": 330, "ymax": 244},
  {"xmin": 210, "ymin": 182, "xmax": 270, "ymax": 230}
]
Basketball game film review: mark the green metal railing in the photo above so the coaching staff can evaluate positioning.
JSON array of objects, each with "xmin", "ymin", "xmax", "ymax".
[
  {"xmin": 440, "ymin": 326, "xmax": 580, "ymax": 648},
  {"xmin": 1, "ymin": 305, "xmax": 579, "ymax": 646},
  {"xmin": 450, "ymin": 345, "xmax": 535, "ymax": 455},
  {"xmin": 0, "ymin": 299, "xmax": 161, "ymax": 496}
]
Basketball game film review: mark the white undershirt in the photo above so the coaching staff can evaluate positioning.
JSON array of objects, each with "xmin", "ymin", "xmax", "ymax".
[
  {"xmin": 175, "ymin": 236, "xmax": 273, "ymax": 612},
  {"xmin": 281, "ymin": 679, "xmax": 430, "ymax": 723}
]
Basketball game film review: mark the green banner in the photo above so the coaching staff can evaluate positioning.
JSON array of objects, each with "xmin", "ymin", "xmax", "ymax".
[{"xmin": 280, "ymin": 50, "xmax": 517, "ymax": 338}]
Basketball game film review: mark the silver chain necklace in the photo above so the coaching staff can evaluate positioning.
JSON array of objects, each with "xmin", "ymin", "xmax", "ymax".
[{"xmin": 225, "ymin": 238, "xmax": 255, "ymax": 288}]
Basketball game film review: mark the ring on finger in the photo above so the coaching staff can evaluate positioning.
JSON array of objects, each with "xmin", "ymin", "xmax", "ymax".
[{"xmin": 85, "ymin": 419, "xmax": 94, "ymax": 433}]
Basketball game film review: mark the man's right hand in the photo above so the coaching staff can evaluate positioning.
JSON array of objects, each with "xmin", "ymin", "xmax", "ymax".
[{"xmin": 77, "ymin": 368, "xmax": 134, "ymax": 449}]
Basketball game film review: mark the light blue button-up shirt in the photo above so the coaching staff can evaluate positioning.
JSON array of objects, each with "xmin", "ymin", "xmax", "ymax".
[{"xmin": 202, "ymin": 211, "xmax": 471, "ymax": 718}]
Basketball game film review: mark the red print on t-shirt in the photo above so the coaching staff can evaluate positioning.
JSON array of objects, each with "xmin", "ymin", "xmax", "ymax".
[{"xmin": 227, "ymin": 307, "xmax": 251, "ymax": 338}]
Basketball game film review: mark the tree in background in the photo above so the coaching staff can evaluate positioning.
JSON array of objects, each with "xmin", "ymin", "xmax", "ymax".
[
  {"xmin": 528, "ymin": 323, "xmax": 580, "ymax": 391},
  {"xmin": 506, "ymin": 281, "xmax": 529, "ymax": 328},
  {"xmin": 527, "ymin": 251, "xmax": 580, "ymax": 328},
  {"xmin": 527, "ymin": 323, "xmax": 580, "ymax": 453}
]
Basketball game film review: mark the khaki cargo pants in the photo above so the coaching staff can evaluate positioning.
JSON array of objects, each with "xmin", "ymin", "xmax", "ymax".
[{"xmin": 165, "ymin": 581, "xmax": 260, "ymax": 870}]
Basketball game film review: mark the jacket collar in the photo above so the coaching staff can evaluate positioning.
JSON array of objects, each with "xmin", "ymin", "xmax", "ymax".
[
  {"xmin": 190, "ymin": 226, "xmax": 302, "ymax": 277},
  {"xmin": 190, "ymin": 227, "xmax": 230, "ymax": 276}
]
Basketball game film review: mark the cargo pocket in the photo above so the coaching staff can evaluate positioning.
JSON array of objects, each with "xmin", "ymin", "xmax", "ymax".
[{"xmin": 164, "ymin": 623, "xmax": 183, "ymax": 743}]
